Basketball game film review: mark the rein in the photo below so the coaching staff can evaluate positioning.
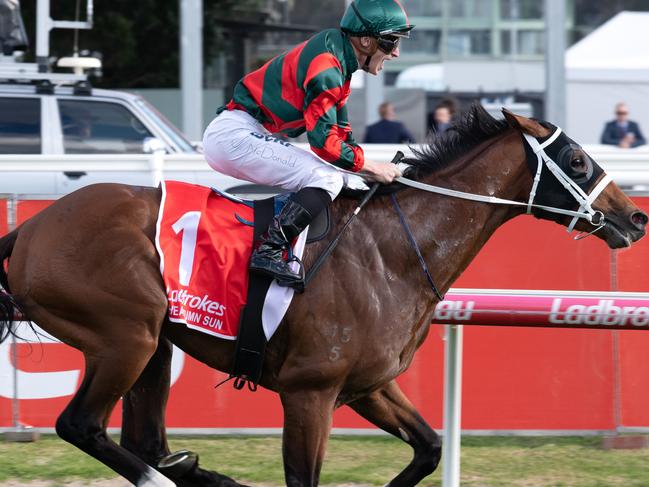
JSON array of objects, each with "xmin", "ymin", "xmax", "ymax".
[
  {"xmin": 390, "ymin": 193, "xmax": 445, "ymax": 300},
  {"xmin": 394, "ymin": 126, "xmax": 612, "ymax": 238},
  {"xmin": 304, "ymin": 152, "xmax": 404, "ymax": 287}
]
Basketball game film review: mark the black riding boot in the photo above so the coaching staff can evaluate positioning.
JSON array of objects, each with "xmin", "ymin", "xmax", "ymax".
[
  {"xmin": 249, "ymin": 199, "xmax": 314, "ymax": 286},
  {"xmin": 250, "ymin": 188, "xmax": 332, "ymax": 290}
]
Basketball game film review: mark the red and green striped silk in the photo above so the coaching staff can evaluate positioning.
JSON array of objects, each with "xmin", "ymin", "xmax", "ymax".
[{"xmin": 224, "ymin": 29, "xmax": 364, "ymax": 171}]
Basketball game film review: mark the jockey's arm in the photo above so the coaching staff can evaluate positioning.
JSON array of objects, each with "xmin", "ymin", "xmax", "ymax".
[
  {"xmin": 305, "ymin": 98, "xmax": 363, "ymax": 171},
  {"xmin": 303, "ymin": 66, "xmax": 400, "ymax": 183}
]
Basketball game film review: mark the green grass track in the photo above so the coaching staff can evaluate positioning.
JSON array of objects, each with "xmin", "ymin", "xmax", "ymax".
[{"xmin": 2, "ymin": 435, "xmax": 649, "ymax": 486}]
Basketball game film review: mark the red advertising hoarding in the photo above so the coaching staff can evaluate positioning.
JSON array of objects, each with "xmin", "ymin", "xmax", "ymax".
[{"xmin": 1, "ymin": 197, "xmax": 649, "ymax": 432}]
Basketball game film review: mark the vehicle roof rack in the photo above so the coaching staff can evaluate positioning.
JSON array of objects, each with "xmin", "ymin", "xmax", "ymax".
[{"xmin": 0, "ymin": 62, "xmax": 87, "ymax": 85}]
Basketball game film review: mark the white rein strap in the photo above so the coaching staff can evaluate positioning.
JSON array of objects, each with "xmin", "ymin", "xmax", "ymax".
[{"xmin": 393, "ymin": 126, "xmax": 613, "ymax": 233}]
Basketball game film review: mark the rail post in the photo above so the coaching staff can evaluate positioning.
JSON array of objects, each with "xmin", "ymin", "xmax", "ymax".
[
  {"xmin": 144, "ymin": 138, "xmax": 167, "ymax": 187},
  {"xmin": 442, "ymin": 324, "xmax": 463, "ymax": 487}
]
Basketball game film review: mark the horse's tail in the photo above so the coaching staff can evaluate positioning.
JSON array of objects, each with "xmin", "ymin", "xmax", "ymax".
[{"xmin": 0, "ymin": 230, "xmax": 20, "ymax": 343}]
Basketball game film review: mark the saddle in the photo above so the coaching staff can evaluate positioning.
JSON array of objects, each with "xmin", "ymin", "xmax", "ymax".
[
  {"xmin": 156, "ymin": 181, "xmax": 332, "ymax": 390},
  {"xmin": 212, "ymin": 187, "xmax": 331, "ymax": 244}
]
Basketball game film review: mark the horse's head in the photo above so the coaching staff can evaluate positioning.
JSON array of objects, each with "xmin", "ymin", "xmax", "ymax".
[{"xmin": 503, "ymin": 109, "xmax": 647, "ymax": 249}]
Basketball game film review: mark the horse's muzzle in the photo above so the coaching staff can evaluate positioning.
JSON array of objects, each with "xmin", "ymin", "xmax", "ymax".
[{"xmin": 601, "ymin": 210, "xmax": 647, "ymax": 249}]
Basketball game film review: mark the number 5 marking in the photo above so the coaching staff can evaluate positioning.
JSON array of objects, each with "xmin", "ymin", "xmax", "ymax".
[{"xmin": 172, "ymin": 211, "xmax": 201, "ymax": 286}]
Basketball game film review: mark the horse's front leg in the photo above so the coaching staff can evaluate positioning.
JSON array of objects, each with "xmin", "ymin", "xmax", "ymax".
[
  {"xmin": 348, "ymin": 379, "xmax": 442, "ymax": 486},
  {"xmin": 280, "ymin": 388, "xmax": 338, "ymax": 487}
]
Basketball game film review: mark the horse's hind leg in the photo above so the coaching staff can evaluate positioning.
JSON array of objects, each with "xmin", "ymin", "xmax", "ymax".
[
  {"xmin": 348, "ymin": 379, "xmax": 442, "ymax": 486},
  {"xmin": 121, "ymin": 336, "xmax": 173, "ymax": 465},
  {"xmin": 121, "ymin": 335, "xmax": 245, "ymax": 487},
  {"xmin": 55, "ymin": 331, "xmax": 175, "ymax": 486}
]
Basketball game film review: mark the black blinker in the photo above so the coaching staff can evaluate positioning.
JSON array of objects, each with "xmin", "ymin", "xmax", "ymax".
[
  {"xmin": 556, "ymin": 143, "xmax": 594, "ymax": 184},
  {"xmin": 522, "ymin": 127, "xmax": 605, "ymax": 221}
]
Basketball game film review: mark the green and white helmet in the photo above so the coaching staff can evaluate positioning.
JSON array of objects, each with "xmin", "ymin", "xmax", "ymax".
[{"xmin": 340, "ymin": 0, "xmax": 414, "ymax": 38}]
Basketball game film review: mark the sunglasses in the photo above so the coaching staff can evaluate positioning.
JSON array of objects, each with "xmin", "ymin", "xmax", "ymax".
[
  {"xmin": 377, "ymin": 35, "xmax": 400, "ymax": 54},
  {"xmin": 616, "ymin": 111, "xmax": 629, "ymax": 115}
]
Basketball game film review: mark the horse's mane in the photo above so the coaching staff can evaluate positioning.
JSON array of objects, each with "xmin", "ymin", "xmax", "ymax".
[
  {"xmin": 342, "ymin": 103, "xmax": 511, "ymax": 198},
  {"xmin": 406, "ymin": 102, "xmax": 510, "ymax": 179}
]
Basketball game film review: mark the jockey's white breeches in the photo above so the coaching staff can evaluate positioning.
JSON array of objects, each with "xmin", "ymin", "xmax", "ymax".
[{"xmin": 203, "ymin": 109, "xmax": 344, "ymax": 200}]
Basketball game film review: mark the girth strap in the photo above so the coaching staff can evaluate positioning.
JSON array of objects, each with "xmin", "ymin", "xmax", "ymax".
[{"xmin": 229, "ymin": 197, "xmax": 276, "ymax": 390}]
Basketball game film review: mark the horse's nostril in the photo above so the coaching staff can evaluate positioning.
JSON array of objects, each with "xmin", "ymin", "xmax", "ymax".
[{"xmin": 631, "ymin": 211, "xmax": 648, "ymax": 228}]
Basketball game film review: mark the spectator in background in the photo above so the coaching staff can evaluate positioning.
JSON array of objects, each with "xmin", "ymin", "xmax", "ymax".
[
  {"xmin": 427, "ymin": 96, "xmax": 458, "ymax": 135},
  {"xmin": 600, "ymin": 102, "xmax": 646, "ymax": 148},
  {"xmin": 364, "ymin": 101, "xmax": 415, "ymax": 143},
  {"xmin": 432, "ymin": 105, "xmax": 452, "ymax": 135},
  {"xmin": 437, "ymin": 97, "xmax": 458, "ymax": 118}
]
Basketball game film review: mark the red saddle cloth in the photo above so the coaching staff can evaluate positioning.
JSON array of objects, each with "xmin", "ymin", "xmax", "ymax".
[{"xmin": 156, "ymin": 180, "xmax": 253, "ymax": 339}]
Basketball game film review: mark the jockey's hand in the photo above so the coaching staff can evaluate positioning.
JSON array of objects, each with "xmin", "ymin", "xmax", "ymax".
[{"xmin": 360, "ymin": 159, "xmax": 402, "ymax": 184}]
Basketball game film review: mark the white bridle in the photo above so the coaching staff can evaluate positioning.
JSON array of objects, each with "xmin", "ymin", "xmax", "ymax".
[
  {"xmin": 522, "ymin": 128, "xmax": 611, "ymax": 233},
  {"xmin": 393, "ymin": 126, "xmax": 613, "ymax": 238}
]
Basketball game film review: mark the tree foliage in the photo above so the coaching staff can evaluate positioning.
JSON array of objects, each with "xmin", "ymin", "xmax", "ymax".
[
  {"xmin": 17, "ymin": 0, "xmax": 264, "ymax": 88},
  {"xmin": 20, "ymin": 0, "xmax": 646, "ymax": 89},
  {"xmin": 290, "ymin": 0, "xmax": 344, "ymax": 31}
]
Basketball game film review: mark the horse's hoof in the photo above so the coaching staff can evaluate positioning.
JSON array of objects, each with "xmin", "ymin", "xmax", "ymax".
[{"xmin": 157, "ymin": 449, "xmax": 199, "ymax": 478}]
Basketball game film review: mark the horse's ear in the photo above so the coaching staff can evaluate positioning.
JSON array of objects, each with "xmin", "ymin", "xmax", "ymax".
[{"xmin": 501, "ymin": 108, "xmax": 549, "ymax": 138}]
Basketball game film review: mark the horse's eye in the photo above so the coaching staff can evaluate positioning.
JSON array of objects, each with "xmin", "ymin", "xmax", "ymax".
[{"xmin": 570, "ymin": 157, "xmax": 586, "ymax": 170}]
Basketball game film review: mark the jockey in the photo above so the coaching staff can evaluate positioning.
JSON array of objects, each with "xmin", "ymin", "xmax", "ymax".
[{"xmin": 203, "ymin": 0, "xmax": 413, "ymax": 288}]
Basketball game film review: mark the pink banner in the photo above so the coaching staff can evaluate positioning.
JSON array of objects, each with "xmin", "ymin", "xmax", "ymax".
[{"xmin": 436, "ymin": 292, "xmax": 649, "ymax": 330}]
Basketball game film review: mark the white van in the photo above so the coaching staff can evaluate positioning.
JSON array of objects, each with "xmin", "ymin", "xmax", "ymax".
[{"xmin": 0, "ymin": 64, "xmax": 252, "ymax": 195}]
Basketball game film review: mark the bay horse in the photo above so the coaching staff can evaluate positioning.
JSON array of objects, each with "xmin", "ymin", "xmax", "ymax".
[{"xmin": 0, "ymin": 106, "xmax": 647, "ymax": 487}]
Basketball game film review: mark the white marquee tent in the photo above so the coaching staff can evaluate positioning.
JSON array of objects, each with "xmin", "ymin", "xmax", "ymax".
[{"xmin": 566, "ymin": 11, "xmax": 649, "ymax": 145}]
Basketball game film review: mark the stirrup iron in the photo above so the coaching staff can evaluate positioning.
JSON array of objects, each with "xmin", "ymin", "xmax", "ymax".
[{"xmin": 276, "ymin": 255, "xmax": 306, "ymax": 293}]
